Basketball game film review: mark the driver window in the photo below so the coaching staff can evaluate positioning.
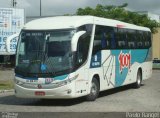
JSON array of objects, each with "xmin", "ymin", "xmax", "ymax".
[
  {"xmin": 76, "ymin": 34, "xmax": 91, "ymax": 65},
  {"xmin": 76, "ymin": 24, "xmax": 93, "ymax": 66}
]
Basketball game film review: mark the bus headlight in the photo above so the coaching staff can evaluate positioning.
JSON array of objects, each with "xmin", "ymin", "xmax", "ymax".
[
  {"xmin": 14, "ymin": 78, "xmax": 25, "ymax": 85},
  {"xmin": 55, "ymin": 74, "xmax": 79, "ymax": 87},
  {"xmin": 68, "ymin": 74, "xmax": 79, "ymax": 81}
]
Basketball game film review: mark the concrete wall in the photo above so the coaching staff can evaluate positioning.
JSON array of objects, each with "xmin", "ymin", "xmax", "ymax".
[{"xmin": 152, "ymin": 28, "xmax": 160, "ymax": 61}]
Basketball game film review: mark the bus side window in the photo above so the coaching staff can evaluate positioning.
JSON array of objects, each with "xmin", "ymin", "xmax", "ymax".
[
  {"xmin": 127, "ymin": 31, "xmax": 135, "ymax": 49},
  {"xmin": 116, "ymin": 28, "xmax": 127, "ymax": 49},
  {"xmin": 92, "ymin": 25, "xmax": 114, "ymax": 55},
  {"xmin": 136, "ymin": 31, "xmax": 143, "ymax": 48},
  {"xmin": 92, "ymin": 26, "xmax": 102, "ymax": 55},
  {"xmin": 144, "ymin": 32, "xmax": 151, "ymax": 48},
  {"xmin": 101, "ymin": 32, "xmax": 107, "ymax": 49},
  {"xmin": 92, "ymin": 35, "xmax": 101, "ymax": 55},
  {"xmin": 148, "ymin": 32, "xmax": 152, "ymax": 47},
  {"xmin": 105, "ymin": 29, "xmax": 116, "ymax": 49}
]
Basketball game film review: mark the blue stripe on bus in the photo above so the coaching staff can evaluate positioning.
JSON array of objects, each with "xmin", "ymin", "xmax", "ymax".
[
  {"xmin": 54, "ymin": 74, "xmax": 69, "ymax": 80},
  {"xmin": 90, "ymin": 51, "xmax": 101, "ymax": 68},
  {"xmin": 15, "ymin": 74, "xmax": 38, "ymax": 80},
  {"xmin": 111, "ymin": 49, "xmax": 148, "ymax": 87},
  {"xmin": 15, "ymin": 74, "xmax": 69, "ymax": 81}
]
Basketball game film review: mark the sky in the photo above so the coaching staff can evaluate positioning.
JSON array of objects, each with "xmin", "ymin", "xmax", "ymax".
[{"xmin": 0, "ymin": 0, "xmax": 160, "ymax": 17}]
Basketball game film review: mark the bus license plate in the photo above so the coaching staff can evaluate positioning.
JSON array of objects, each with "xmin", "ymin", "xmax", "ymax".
[{"xmin": 35, "ymin": 91, "xmax": 45, "ymax": 96}]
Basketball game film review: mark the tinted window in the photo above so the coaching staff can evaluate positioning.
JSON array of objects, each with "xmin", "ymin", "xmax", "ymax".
[
  {"xmin": 93, "ymin": 25, "xmax": 115, "ymax": 55},
  {"xmin": 136, "ymin": 31, "xmax": 151, "ymax": 49},
  {"xmin": 116, "ymin": 28, "xmax": 127, "ymax": 49},
  {"xmin": 93, "ymin": 25, "xmax": 151, "ymax": 50},
  {"xmin": 75, "ymin": 24, "xmax": 93, "ymax": 66}
]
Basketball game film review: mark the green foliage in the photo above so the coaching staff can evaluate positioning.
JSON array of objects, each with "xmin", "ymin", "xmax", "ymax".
[
  {"xmin": 76, "ymin": 3, "xmax": 160, "ymax": 33},
  {"xmin": 0, "ymin": 80, "xmax": 13, "ymax": 90}
]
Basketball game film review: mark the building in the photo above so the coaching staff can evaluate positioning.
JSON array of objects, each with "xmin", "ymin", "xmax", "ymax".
[
  {"xmin": 138, "ymin": 11, "xmax": 160, "ymax": 62},
  {"xmin": 137, "ymin": 11, "xmax": 160, "ymax": 22},
  {"xmin": 0, "ymin": 8, "xmax": 25, "ymax": 67},
  {"xmin": 152, "ymin": 28, "xmax": 160, "ymax": 62},
  {"xmin": 147, "ymin": 12, "xmax": 160, "ymax": 62}
]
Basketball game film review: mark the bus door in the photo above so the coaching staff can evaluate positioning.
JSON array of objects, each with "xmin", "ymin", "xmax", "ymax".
[
  {"xmin": 101, "ymin": 29, "xmax": 116, "ymax": 87},
  {"xmin": 91, "ymin": 25, "xmax": 116, "ymax": 88}
]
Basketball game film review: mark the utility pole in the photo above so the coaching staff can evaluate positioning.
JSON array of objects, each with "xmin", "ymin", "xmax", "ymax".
[
  {"xmin": 11, "ymin": 0, "xmax": 17, "ymax": 8},
  {"xmin": 40, "ymin": 0, "xmax": 42, "ymax": 16}
]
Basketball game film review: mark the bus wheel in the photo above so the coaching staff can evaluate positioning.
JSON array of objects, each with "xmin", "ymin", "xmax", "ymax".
[
  {"xmin": 134, "ymin": 70, "xmax": 142, "ymax": 88},
  {"xmin": 86, "ymin": 78, "xmax": 99, "ymax": 101}
]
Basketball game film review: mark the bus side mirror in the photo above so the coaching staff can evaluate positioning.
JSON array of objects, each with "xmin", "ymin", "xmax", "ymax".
[
  {"xmin": 6, "ymin": 33, "xmax": 19, "ymax": 53},
  {"xmin": 71, "ymin": 31, "xmax": 86, "ymax": 52}
]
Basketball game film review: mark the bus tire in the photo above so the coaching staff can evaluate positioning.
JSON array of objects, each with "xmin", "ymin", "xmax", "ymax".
[
  {"xmin": 134, "ymin": 69, "xmax": 142, "ymax": 88},
  {"xmin": 86, "ymin": 77, "xmax": 99, "ymax": 101}
]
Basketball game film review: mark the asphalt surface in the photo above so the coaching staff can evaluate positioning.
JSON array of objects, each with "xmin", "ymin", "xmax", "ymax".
[
  {"xmin": 0, "ymin": 70, "xmax": 160, "ymax": 113},
  {"xmin": 0, "ymin": 68, "xmax": 14, "ymax": 81}
]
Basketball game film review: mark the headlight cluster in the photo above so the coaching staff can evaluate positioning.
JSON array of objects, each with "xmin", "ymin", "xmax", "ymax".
[
  {"xmin": 14, "ymin": 77, "xmax": 25, "ymax": 85},
  {"xmin": 54, "ymin": 74, "xmax": 79, "ymax": 87}
]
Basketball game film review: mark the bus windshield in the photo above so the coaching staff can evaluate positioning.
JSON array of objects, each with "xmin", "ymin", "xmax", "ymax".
[{"xmin": 15, "ymin": 30, "xmax": 75, "ymax": 77}]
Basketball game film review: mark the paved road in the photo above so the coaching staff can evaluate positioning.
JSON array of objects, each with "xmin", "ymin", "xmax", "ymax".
[
  {"xmin": 0, "ymin": 70, "xmax": 160, "ymax": 112},
  {"xmin": 0, "ymin": 69, "xmax": 14, "ymax": 81}
]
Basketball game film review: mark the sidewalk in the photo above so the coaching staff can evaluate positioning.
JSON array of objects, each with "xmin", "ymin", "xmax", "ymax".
[
  {"xmin": 0, "ymin": 69, "xmax": 14, "ymax": 91},
  {"xmin": 153, "ymin": 63, "xmax": 160, "ymax": 69},
  {"xmin": 0, "ymin": 69, "xmax": 14, "ymax": 81},
  {"xmin": 0, "ymin": 89, "xmax": 14, "ymax": 93}
]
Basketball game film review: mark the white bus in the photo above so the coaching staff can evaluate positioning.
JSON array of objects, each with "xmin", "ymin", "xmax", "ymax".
[{"xmin": 14, "ymin": 16, "xmax": 152, "ymax": 101}]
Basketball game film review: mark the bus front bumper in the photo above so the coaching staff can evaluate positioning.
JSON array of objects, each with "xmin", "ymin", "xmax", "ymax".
[{"xmin": 14, "ymin": 82, "xmax": 76, "ymax": 99}]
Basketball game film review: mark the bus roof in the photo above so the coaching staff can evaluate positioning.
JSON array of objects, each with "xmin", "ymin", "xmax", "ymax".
[{"xmin": 24, "ymin": 16, "xmax": 151, "ymax": 32}]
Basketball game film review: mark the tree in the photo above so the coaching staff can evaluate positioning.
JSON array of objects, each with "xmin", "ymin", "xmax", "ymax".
[{"xmin": 76, "ymin": 4, "xmax": 160, "ymax": 33}]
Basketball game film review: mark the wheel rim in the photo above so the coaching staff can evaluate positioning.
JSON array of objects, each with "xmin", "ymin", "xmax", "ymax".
[
  {"xmin": 137, "ymin": 73, "xmax": 141, "ymax": 85},
  {"xmin": 91, "ymin": 82, "xmax": 97, "ymax": 96}
]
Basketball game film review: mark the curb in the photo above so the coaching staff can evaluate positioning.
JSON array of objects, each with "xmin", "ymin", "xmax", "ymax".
[
  {"xmin": 0, "ymin": 89, "xmax": 14, "ymax": 93},
  {"xmin": 153, "ymin": 68, "xmax": 160, "ymax": 70}
]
